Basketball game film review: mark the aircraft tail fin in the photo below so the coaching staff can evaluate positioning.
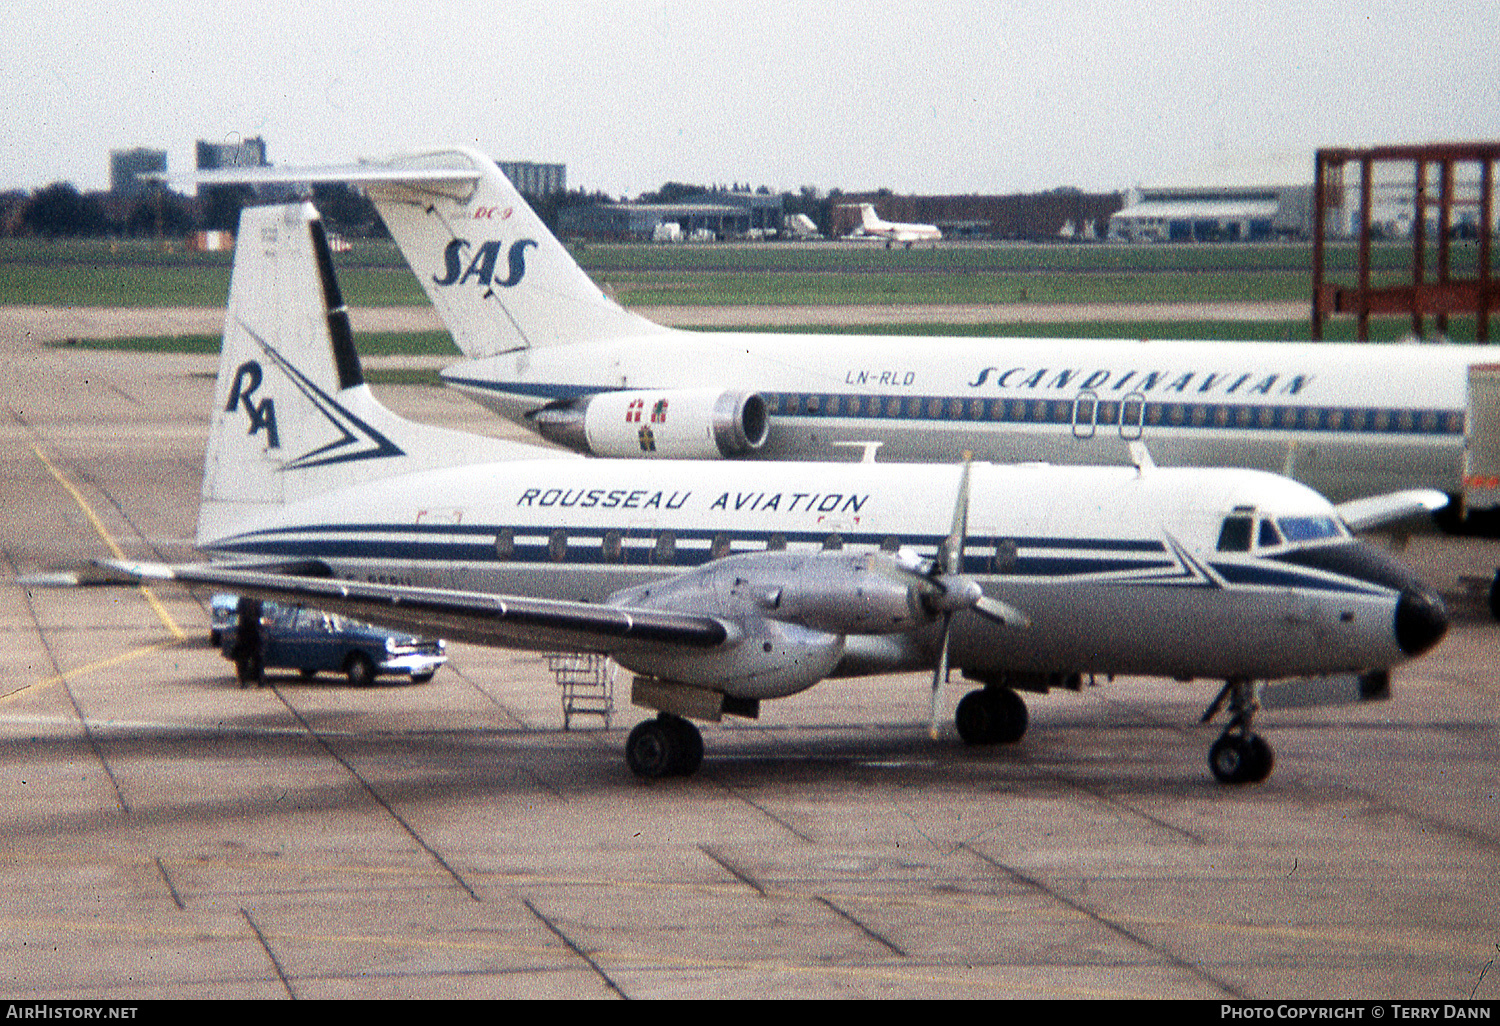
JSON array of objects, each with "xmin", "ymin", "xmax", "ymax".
[
  {"xmin": 199, "ymin": 202, "xmax": 544, "ymax": 546},
  {"xmin": 199, "ymin": 149, "xmax": 669, "ymax": 359},
  {"xmin": 858, "ymin": 203, "xmax": 883, "ymax": 230}
]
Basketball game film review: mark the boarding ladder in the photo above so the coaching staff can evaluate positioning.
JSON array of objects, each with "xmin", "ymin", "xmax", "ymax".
[{"xmin": 547, "ymin": 652, "xmax": 616, "ymax": 730}]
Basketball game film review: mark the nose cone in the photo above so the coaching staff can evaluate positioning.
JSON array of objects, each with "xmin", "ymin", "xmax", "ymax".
[{"xmin": 1395, "ymin": 587, "xmax": 1448, "ymax": 657}]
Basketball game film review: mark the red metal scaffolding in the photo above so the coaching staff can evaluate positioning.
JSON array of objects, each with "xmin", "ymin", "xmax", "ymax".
[{"xmin": 1312, "ymin": 142, "xmax": 1496, "ymax": 342}]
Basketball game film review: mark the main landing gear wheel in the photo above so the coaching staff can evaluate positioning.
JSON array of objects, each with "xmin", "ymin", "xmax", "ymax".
[
  {"xmin": 626, "ymin": 713, "xmax": 704, "ymax": 779},
  {"xmin": 1202, "ymin": 679, "xmax": 1276, "ymax": 784},
  {"xmin": 954, "ymin": 686, "xmax": 1028, "ymax": 745}
]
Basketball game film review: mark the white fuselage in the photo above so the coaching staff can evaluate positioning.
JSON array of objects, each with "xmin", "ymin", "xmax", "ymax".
[
  {"xmin": 202, "ymin": 457, "xmax": 1421, "ymax": 689},
  {"xmin": 442, "ymin": 332, "xmax": 1484, "ymax": 504}
]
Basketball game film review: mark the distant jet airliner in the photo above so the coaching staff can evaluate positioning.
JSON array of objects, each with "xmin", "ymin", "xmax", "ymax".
[{"xmin": 845, "ymin": 202, "xmax": 943, "ymax": 246}]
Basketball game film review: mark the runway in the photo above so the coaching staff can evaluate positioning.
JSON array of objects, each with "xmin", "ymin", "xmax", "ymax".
[{"xmin": 2, "ymin": 328, "xmax": 1498, "ymax": 999}]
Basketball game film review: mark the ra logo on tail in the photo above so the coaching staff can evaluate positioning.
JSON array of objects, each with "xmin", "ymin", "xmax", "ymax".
[
  {"xmin": 226, "ymin": 325, "xmax": 405, "ymax": 470},
  {"xmin": 225, "ymin": 360, "xmax": 280, "ymax": 448}
]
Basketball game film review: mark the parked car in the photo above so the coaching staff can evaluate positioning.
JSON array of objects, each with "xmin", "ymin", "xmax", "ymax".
[
  {"xmin": 209, "ymin": 592, "xmax": 238, "ymax": 645},
  {"xmin": 214, "ymin": 595, "xmax": 447, "ymax": 685}
]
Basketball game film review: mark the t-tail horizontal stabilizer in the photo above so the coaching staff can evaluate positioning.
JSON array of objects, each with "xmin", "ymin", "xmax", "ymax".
[{"xmin": 198, "ymin": 150, "xmax": 670, "ymax": 359}]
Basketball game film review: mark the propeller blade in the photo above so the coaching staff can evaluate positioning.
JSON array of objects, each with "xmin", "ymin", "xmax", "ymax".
[
  {"xmin": 941, "ymin": 452, "xmax": 974, "ymax": 577},
  {"xmin": 929, "ymin": 612, "xmax": 951, "ymax": 740},
  {"xmin": 974, "ymin": 594, "xmax": 1031, "ymax": 628}
]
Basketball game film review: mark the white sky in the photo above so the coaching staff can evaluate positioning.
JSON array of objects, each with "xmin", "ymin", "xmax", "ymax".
[{"xmin": 5, "ymin": 0, "xmax": 1498, "ymax": 199}]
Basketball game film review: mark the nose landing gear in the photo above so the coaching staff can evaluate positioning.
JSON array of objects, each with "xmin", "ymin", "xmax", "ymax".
[{"xmin": 1202, "ymin": 679, "xmax": 1275, "ymax": 785}]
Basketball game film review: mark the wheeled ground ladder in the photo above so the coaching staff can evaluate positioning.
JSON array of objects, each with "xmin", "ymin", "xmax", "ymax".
[{"xmin": 547, "ymin": 652, "xmax": 616, "ymax": 730}]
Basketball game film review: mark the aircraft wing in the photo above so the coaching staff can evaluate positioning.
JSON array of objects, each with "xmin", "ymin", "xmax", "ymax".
[
  {"xmin": 99, "ymin": 560, "xmax": 733, "ymax": 654},
  {"xmin": 1336, "ymin": 489, "xmax": 1450, "ymax": 532}
]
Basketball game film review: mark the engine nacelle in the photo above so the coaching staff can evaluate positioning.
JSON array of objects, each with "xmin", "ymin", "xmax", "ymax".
[
  {"xmin": 604, "ymin": 551, "xmax": 935, "ymax": 699},
  {"xmin": 612, "ymin": 617, "xmax": 845, "ymax": 701},
  {"xmin": 753, "ymin": 551, "xmax": 932, "ymax": 636},
  {"xmin": 532, "ymin": 388, "xmax": 769, "ymax": 459}
]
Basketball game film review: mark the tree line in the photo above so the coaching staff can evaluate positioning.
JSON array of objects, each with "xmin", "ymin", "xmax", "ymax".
[{"xmin": 2, "ymin": 178, "xmax": 844, "ymax": 240}]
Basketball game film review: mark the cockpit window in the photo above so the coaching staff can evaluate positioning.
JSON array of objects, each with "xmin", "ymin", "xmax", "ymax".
[
  {"xmin": 1216, "ymin": 516, "xmax": 1253, "ymax": 552},
  {"xmin": 1277, "ymin": 516, "xmax": 1344, "ymax": 543},
  {"xmin": 1258, "ymin": 519, "xmax": 1283, "ymax": 548}
]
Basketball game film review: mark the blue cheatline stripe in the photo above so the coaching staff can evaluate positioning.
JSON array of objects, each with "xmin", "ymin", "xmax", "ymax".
[
  {"xmin": 204, "ymin": 523, "xmax": 1395, "ymax": 596},
  {"xmin": 449, "ymin": 379, "xmax": 1465, "ymax": 439},
  {"xmin": 218, "ymin": 521, "xmax": 1168, "ymax": 553},
  {"xmin": 1209, "ymin": 562, "xmax": 1384, "ymax": 596}
]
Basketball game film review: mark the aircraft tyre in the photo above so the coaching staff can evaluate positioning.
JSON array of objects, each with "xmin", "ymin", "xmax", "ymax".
[
  {"xmin": 1209, "ymin": 733, "xmax": 1275, "ymax": 785},
  {"xmin": 954, "ymin": 687, "xmax": 1028, "ymax": 746},
  {"xmin": 626, "ymin": 714, "xmax": 703, "ymax": 779}
]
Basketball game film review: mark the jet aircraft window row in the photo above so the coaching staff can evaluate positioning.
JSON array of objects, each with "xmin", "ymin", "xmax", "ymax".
[{"xmin": 765, "ymin": 392, "xmax": 1462, "ymax": 437}]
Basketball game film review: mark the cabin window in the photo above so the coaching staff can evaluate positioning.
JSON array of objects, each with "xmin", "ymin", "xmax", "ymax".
[
  {"xmin": 992, "ymin": 538, "xmax": 1019, "ymax": 573},
  {"xmin": 710, "ymin": 533, "xmax": 731, "ymax": 559},
  {"xmin": 602, "ymin": 529, "xmax": 623, "ymax": 563},
  {"xmin": 766, "ymin": 533, "xmax": 787, "ymax": 552},
  {"xmin": 822, "ymin": 534, "xmax": 843, "ymax": 551},
  {"xmin": 653, "ymin": 531, "xmax": 677, "ymax": 565},
  {"xmin": 494, "ymin": 528, "xmax": 515, "ymax": 561},
  {"xmin": 1216, "ymin": 516, "xmax": 1254, "ymax": 552},
  {"xmin": 880, "ymin": 536, "xmax": 901, "ymax": 553},
  {"xmin": 548, "ymin": 528, "xmax": 568, "ymax": 562}
]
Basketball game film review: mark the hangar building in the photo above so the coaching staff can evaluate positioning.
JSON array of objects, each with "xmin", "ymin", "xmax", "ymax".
[
  {"xmin": 1108, "ymin": 154, "xmax": 1314, "ymax": 242},
  {"xmin": 559, "ymin": 190, "xmax": 784, "ymax": 241},
  {"xmin": 1108, "ymin": 186, "xmax": 1311, "ymax": 242}
]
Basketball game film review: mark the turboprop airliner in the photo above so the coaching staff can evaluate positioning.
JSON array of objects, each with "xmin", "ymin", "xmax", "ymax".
[
  {"xmin": 844, "ymin": 202, "xmax": 943, "ymax": 246},
  {"xmin": 66, "ymin": 201, "xmax": 1449, "ymax": 784},
  {"xmin": 196, "ymin": 149, "xmax": 1500, "ymax": 533}
]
